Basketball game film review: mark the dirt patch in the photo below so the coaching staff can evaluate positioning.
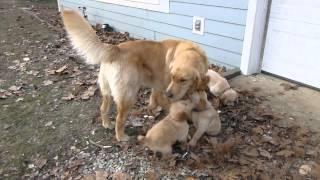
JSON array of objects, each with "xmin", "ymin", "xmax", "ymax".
[{"xmin": 0, "ymin": 0, "xmax": 319, "ymax": 179}]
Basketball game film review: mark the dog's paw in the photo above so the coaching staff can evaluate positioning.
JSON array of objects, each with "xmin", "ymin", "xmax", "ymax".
[
  {"xmin": 116, "ymin": 134, "xmax": 130, "ymax": 142},
  {"xmin": 102, "ymin": 121, "xmax": 115, "ymax": 129}
]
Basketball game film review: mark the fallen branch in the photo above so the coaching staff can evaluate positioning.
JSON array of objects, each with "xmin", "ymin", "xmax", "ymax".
[{"xmin": 88, "ymin": 139, "xmax": 112, "ymax": 149}]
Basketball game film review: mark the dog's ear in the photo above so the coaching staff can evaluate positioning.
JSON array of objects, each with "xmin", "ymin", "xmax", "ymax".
[
  {"xmin": 175, "ymin": 112, "xmax": 188, "ymax": 122},
  {"xmin": 197, "ymin": 75, "xmax": 209, "ymax": 91},
  {"xmin": 166, "ymin": 47, "xmax": 177, "ymax": 70}
]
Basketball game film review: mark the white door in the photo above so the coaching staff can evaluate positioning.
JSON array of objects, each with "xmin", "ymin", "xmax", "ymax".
[{"xmin": 262, "ymin": 0, "xmax": 320, "ymax": 88}]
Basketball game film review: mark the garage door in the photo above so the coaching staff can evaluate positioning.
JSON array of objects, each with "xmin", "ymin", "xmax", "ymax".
[{"xmin": 262, "ymin": 0, "xmax": 320, "ymax": 89}]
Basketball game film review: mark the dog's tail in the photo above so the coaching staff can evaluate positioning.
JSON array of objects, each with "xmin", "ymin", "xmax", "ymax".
[{"xmin": 61, "ymin": 10, "xmax": 119, "ymax": 65}]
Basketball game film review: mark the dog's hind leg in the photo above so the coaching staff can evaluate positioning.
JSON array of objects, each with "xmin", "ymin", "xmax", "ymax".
[
  {"xmin": 115, "ymin": 98, "xmax": 134, "ymax": 142},
  {"xmin": 100, "ymin": 95, "xmax": 114, "ymax": 129},
  {"xmin": 99, "ymin": 76, "xmax": 114, "ymax": 129}
]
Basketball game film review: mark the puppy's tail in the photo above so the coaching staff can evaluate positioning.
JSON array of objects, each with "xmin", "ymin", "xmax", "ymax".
[{"xmin": 61, "ymin": 10, "xmax": 119, "ymax": 65}]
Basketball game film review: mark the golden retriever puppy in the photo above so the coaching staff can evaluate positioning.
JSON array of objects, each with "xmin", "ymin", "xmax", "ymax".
[
  {"xmin": 137, "ymin": 100, "xmax": 193, "ymax": 155},
  {"xmin": 206, "ymin": 69, "xmax": 238, "ymax": 105},
  {"xmin": 61, "ymin": 10, "xmax": 208, "ymax": 141},
  {"xmin": 188, "ymin": 91, "xmax": 221, "ymax": 147}
]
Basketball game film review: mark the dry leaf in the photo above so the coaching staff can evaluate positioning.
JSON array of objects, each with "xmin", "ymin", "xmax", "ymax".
[
  {"xmin": 280, "ymin": 83, "xmax": 299, "ymax": 91},
  {"xmin": 299, "ymin": 164, "xmax": 312, "ymax": 175},
  {"xmin": 45, "ymin": 69, "xmax": 56, "ymax": 75},
  {"xmin": 15, "ymin": 97, "xmax": 24, "ymax": 102},
  {"xmin": 8, "ymin": 85, "xmax": 21, "ymax": 91},
  {"xmin": 311, "ymin": 163, "xmax": 320, "ymax": 178},
  {"xmin": 55, "ymin": 65, "xmax": 68, "ymax": 74},
  {"xmin": 95, "ymin": 170, "xmax": 109, "ymax": 180},
  {"xmin": 45, "ymin": 121, "xmax": 53, "ymax": 127},
  {"xmin": 243, "ymin": 147, "xmax": 259, "ymax": 157},
  {"xmin": 62, "ymin": 94, "xmax": 75, "ymax": 101},
  {"xmin": 81, "ymin": 86, "xmax": 97, "ymax": 100},
  {"xmin": 8, "ymin": 66, "xmax": 17, "ymax": 70},
  {"xmin": 276, "ymin": 149, "xmax": 294, "ymax": 158},
  {"xmin": 26, "ymin": 70, "xmax": 39, "ymax": 76},
  {"xmin": 251, "ymin": 126, "xmax": 264, "ymax": 135},
  {"xmin": 83, "ymin": 174, "xmax": 95, "ymax": 180},
  {"xmin": 144, "ymin": 170, "xmax": 158, "ymax": 180},
  {"xmin": 34, "ymin": 158, "xmax": 47, "ymax": 169},
  {"xmin": 112, "ymin": 172, "xmax": 132, "ymax": 180},
  {"xmin": 190, "ymin": 152, "xmax": 201, "ymax": 163},
  {"xmin": 259, "ymin": 149, "xmax": 272, "ymax": 159}
]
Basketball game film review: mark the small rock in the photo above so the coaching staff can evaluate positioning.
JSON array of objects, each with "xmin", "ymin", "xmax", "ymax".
[
  {"xmin": 148, "ymin": 116, "xmax": 155, "ymax": 120},
  {"xmin": 15, "ymin": 97, "xmax": 24, "ymax": 102},
  {"xmin": 23, "ymin": 57, "xmax": 30, "ymax": 61},
  {"xmin": 43, "ymin": 80, "xmax": 53, "ymax": 86},
  {"xmin": 259, "ymin": 148, "xmax": 272, "ymax": 159},
  {"xmin": 44, "ymin": 121, "xmax": 53, "ymax": 127},
  {"xmin": 299, "ymin": 164, "xmax": 312, "ymax": 175},
  {"xmin": 28, "ymin": 164, "xmax": 35, "ymax": 169},
  {"xmin": 8, "ymin": 85, "xmax": 21, "ymax": 91}
]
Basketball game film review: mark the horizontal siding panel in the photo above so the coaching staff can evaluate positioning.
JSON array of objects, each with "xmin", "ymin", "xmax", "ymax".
[
  {"xmin": 63, "ymin": 0, "xmax": 245, "ymax": 39},
  {"xmin": 63, "ymin": 3, "xmax": 155, "ymax": 39},
  {"xmin": 171, "ymin": 0, "xmax": 248, "ymax": 9},
  {"xmin": 170, "ymin": 2, "xmax": 247, "ymax": 25},
  {"xmin": 62, "ymin": 1, "xmax": 243, "ymax": 53},
  {"xmin": 155, "ymin": 33, "xmax": 241, "ymax": 67},
  {"xmin": 61, "ymin": 0, "xmax": 247, "ymax": 67},
  {"xmin": 93, "ymin": 15, "xmax": 155, "ymax": 39}
]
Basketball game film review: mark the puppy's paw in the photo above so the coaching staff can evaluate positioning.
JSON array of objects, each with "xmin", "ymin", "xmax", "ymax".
[
  {"xmin": 102, "ymin": 120, "xmax": 115, "ymax": 129},
  {"xmin": 188, "ymin": 140, "xmax": 197, "ymax": 147},
  {"xmin": 147, "ymin": 105, "xmax": 163, "ymax": 116},
  {"xmin": 116, "ymin": 133, "xmax": 130, "ymax": 142}
]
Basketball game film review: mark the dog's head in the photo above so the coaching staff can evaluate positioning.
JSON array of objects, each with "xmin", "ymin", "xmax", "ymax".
[
  {"xmin": 220, "ymin": 89, "xmax": 238, "ymax": 105},
  {"xmin": 169, "ymin": 99, "xmax": 194, "ymax": 121},
  {"xmin": 165, "ymin": 41, "xmax": 208, "ymax": 101}
]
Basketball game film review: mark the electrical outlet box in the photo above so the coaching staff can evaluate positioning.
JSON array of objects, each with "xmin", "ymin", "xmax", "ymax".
[{"xmin": 192, "ymin": 16, "xmax": 205, "ymax": 35}]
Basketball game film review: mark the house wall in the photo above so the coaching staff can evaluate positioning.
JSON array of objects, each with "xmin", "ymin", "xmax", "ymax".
[{"xmin": 60, "ymin": 0, "xmax": 248, "ymax": 68}]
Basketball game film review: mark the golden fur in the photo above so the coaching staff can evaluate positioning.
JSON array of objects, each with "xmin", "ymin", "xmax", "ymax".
[
  {"xmin": 206, "ymin": 69, "xmax": 238, "ymax": 105},
  {"xmin": 189, "ymin": 91, "xmax": 221, "ymax": 146},
  {"xmin": 61, "ymin": 10, "xmax": 208, "ymax": 141},
  {"xmin": 137, "ymin": 100, "xmax": 193, "ymax": 155}
]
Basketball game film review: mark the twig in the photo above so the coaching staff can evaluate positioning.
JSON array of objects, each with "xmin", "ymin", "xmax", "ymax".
[{"xmin": 88, "ymin": 139, "xmax": 112, "ymax": 149}]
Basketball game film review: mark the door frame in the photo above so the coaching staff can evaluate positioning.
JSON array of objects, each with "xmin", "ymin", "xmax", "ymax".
[{"xmin": 240, "ymin": 0, "xmax": 271, "ymax": 75}]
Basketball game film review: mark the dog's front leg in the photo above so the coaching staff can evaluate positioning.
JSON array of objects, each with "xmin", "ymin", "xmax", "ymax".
[
  {"xmin": 148, "ymin": 89, "xmax": 169, "ymax": 114},
  {"xmin": 147, "ymin": 89, "xmax": 158, "ymax": 114},
  {"xmin": 188, "ymin": 122, "xmax": 208, "ymax": 147}
]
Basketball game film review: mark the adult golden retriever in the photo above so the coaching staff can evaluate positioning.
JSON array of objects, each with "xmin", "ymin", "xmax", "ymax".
[{"xmin": 62, "ymin": 10, "xmax": 208, "ymax": 141}]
